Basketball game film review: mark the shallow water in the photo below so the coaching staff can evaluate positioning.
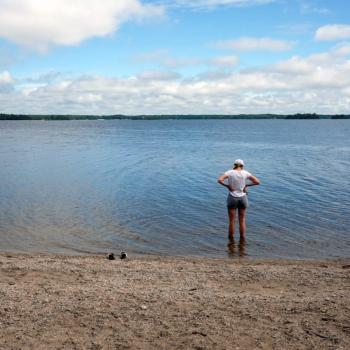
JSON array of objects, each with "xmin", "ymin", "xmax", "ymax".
[{"xmin": 0, "ymin": 120, "xmax": 349, "ymax": 259}]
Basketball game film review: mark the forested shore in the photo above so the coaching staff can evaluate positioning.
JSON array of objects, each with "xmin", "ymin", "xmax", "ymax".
[{"xmin": 1, "ymin": 113, "xmax": 349, "ymax": 120}]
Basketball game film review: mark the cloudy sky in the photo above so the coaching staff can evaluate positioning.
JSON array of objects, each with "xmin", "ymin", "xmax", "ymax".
[{"xmin": 0, "ymin": 0, "xmax": 350, "ymax": 115}]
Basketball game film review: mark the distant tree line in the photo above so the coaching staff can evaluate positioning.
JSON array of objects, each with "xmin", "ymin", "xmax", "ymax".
[
  {"xmin": 285, "ymin": 113, "xmax": 320, "ymax": 119},
  {"xmin": 0, "ymin": 113, "xmax": 349, "ymax": 120}
]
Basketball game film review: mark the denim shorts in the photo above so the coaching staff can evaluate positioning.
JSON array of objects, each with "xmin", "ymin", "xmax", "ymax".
[{"xmin": 227, "ymin": 194, "xmax": 248, "ymax": 209}]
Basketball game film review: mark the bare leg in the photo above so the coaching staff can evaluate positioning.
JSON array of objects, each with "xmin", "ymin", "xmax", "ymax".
[
  {"xmin": 238, "ymin": 238, "xmax": 246, "ymax": 257},
  {"xmin": 227, "ymin": 208, "xmax": 236, "ymax": 239},
  {"xmin": 238, "ymin": 208, "xmax": 246, "ymax": 239},
  {"xmin": 227, "ymin": 237, "xmax": 235, "ymax": 257}
]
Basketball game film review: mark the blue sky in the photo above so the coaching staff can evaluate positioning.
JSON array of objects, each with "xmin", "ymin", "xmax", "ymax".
[{"xmin": 0, "ymin": 0, "xmax": 350, "ymax": 114}]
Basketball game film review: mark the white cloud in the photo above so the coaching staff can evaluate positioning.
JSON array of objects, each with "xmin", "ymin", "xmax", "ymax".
[
  {"xmin": 164, "ymin": 56, "xmax": 239, "ymax": 68},
  {"xmin": 300, "ymin": 2, "xmax": 330, "ymax": 15},
  {"xmin": 0, "ymin": 70, "xmax": 14, "ymax": 92},
  {"xmin": 2, "ymin": 45, "xmax": 350, "ymax": 115},
  {"xmin": 214, "ymin": 37, "xmax": 295, "ymax": 51},
  {"xmin": 0, "ymin": 70, "xmax": 14, "ymax": 84},
  {"xmin": 70, "ymin": 93, "xmax": 102, "ymax": 104},
  {"xmin": 134, "ymin": 50, "xmax": 238, "ymax": 68},
  {"xmin": 136, "ymin": 70, "xmax": 181, "ymax": 81},
  {"xmin": 158, "ymin": 0, "xmax": 275, "ymax": 10},
  {"xmin": 163, "ymin": 57, "xmax": 203, "ymax": 68},
  {"xmin": 0, "ymin": 0, "xmax": 163, "ymax": 51},
  {"xmin": 332, "ymin": 42, "xmax": 350, "ymax": 56},
  {"xmin": 276, "ymin": 23, "xmax": 312, "ymax": 35},
  {"xmin": 23, "ymin": 71, "xmax": 63, "ymax": 84},
  {"xmin": 192, "ymin": 70, "xmax": 233, "ymax": 81},
  {"xmin": 315, "ymin": 24, "xmax": 350, "ymax": 41},
  {"xmin": 133, "ymin": 49, "xmax": 170, "ymax": 62},
  {"xmin": 209, "ymin": 56, "xmax": 239, "ymax": 67}
]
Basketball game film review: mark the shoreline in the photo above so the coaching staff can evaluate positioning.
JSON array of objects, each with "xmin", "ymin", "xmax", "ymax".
[
  {"xmin": 1, "ymin": 253, "xmax": 349, "ymax": 349},
  {"xmin": 1, "ymin": 114, "xmax": 350, "ymax": 120},
  {"xmin": 1, "ymin": 250, "xmax": 350, "ymax": 259},
  {"xmin": 1, "ymin": 248, "xmax": 349, "ymax": 262}
]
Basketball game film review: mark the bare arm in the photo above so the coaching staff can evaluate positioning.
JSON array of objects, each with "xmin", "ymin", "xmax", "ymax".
[
  {"xmin": 244, "ymin": 175, "xmax": 260, "ymax": 192},
  {"xmin": 217, "ymin": 174, "xmax": 233, "ymax": 191},
  {"xmin": 247, "ymin": 174, "xmax": 260, "ymax": 185}
]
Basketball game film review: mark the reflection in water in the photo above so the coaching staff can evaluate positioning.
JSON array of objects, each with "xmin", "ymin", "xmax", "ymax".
[{"xmin": 227, "ymin": 238, "xmax": 246, "ymax": 258}]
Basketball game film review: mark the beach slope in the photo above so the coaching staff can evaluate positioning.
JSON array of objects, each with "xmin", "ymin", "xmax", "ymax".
[{"xmin": 0, "ymin": 254, "xmax": 349, "ymax": 349}]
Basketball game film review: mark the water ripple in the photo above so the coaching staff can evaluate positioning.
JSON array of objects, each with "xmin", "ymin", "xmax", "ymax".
[{"xmin": 0, "ymin": 120, "xmax": 349, "ymax": 259}]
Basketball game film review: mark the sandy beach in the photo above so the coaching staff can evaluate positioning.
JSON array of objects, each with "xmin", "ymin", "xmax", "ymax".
[{"xmin": 0, "ymin": 253, "xmax": 349, "ymax": 350}]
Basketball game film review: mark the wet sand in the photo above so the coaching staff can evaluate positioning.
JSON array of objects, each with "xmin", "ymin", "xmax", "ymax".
[{"xmin": 0, "ymin": 253, "xmax": 349, "ymax": 349}]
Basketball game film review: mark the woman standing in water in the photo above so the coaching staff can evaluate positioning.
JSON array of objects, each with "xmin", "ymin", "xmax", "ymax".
[{"xmin": 217, "ymin": 159, "xmax": 260, "ymax": 240}]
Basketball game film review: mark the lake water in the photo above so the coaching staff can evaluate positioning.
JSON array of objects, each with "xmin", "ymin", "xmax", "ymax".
[{"xmin": 0, "ymin": 120, "xmax": 349, "ymax": 259}]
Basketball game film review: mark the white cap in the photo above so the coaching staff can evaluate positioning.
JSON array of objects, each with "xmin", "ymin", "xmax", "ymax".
[{"xmin": 234, "ymin": 159, "xmax": 244, "ymax": 166}]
